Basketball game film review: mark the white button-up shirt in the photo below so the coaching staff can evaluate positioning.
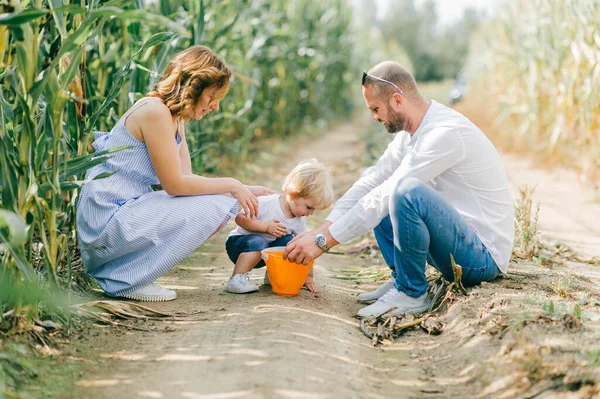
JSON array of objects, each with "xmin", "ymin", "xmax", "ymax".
[{"xmin": 327, "ymin": 100, "xmax": 514, "ymax": 272}]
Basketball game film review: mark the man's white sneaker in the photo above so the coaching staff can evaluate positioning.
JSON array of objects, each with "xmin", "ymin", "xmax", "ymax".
[
  {"xmin": 357, "ymin": 278, "xmax": 396, "ymax": 303},
  {"xmin": 356, "ymin": 287, "xmax": 430, "ymax": 318},
  {"xmin": 227, "ymin": 273, "xmax": 259, "ymax": 294},
  {"xmin": 122, "ymin": 283, "xmax": 177, "ymax": 302}
]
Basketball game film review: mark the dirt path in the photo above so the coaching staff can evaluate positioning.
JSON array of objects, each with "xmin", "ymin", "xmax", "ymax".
[{"xmin": 58, "ymin": 114, "xmax": 600, "ymax": 399}]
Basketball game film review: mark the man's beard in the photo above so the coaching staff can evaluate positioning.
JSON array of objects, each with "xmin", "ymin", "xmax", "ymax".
[{"xmin": 379, "ymin": 106, "xmax": 408, "ymax": 133}]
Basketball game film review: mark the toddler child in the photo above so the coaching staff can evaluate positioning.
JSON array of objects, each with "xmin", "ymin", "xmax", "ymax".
[{"xmin": 225, "ymin": 159, "xmax": 334, "ymax": 294}]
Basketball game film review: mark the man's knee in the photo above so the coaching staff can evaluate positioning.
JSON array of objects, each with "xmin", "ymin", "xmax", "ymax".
[{"xmin": 392, "ymin": 177, "xmax": 428, "ymax": 205}]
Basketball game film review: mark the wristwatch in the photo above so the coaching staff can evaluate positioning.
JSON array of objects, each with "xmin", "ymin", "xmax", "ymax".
[{"xmin": 315, "ymin": 233, "xmax": 329, "ymax": 252}]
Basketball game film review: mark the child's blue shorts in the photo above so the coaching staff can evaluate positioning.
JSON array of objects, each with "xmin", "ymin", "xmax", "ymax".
[{"xmin": 225, "ymin": 234, "xmax": 294, "ymax": 268}]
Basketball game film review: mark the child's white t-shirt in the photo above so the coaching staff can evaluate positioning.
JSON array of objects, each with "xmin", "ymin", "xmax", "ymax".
[{"xmin": 228, "ymin": 194, "xmax": 307, "ymax": 243}]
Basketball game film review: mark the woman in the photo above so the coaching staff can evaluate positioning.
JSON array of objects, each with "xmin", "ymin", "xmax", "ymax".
[{"xmin": 77, "ymin": 46, "xmax": 270, "ymax": 301}]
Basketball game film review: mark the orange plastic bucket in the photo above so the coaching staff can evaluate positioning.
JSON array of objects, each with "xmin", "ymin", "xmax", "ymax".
[{"xmin": 261, "ymin": 246, "xmax": 313, "ymax": 296}]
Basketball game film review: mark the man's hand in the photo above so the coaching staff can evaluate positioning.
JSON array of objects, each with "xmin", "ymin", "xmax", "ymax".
[
  {"xmin": 265, "ymin": 219, "xmax": 287, "ymax": 237},
  {"xmin": 288, "ymin": 231, "xmax": 314, "ymax": 245},
  {"xmin": 246, "ymin": 185, "xmax": 275, "ymax": 197},
  {"xmin": 284, "ymin": 233, "xmax": 323, "ymax": 265}
]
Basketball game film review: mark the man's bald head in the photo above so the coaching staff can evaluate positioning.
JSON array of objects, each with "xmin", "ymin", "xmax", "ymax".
[{"xmin": 363, "ymin": 61, "xmax": 421, "ymax": 101}]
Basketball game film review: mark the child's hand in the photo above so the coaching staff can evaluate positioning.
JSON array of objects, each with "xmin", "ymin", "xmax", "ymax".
[
  {"xmin": 304, "ymin": 276, "xmax": 319, "ymax": 293},
  {"xmin": 265, "ymin": 219, "xmax": 287, "ymax": 237}
]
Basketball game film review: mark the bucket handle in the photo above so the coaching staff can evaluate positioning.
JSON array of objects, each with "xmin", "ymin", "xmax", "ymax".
[{"xmin": 261, "ymin": 252, "xmax": 269, "ymax": 261}]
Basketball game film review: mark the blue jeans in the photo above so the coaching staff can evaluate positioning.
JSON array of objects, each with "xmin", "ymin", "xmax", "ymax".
[
  {"xmin": 374, "ymin": 177, "xmax": 501, "ymax": 298},
  {"xmin": 225, "ymin": 234, "xmax": 294, "ymax": 268}
]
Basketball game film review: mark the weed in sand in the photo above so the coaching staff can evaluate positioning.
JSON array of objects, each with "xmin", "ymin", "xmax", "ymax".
[
  {"xmin": 541, "ymin": 300, "xmax": 582, "ymax": 321},
  {"xmin": 513, "ymin": 185, "xmax": 540, "ymax": 260},
  {"xmin": 523, "ymin": 291, "xmax": 548, "ymax": 306},
  {"xmin": 585, "ymin": 350, "xmax": 600, "ymax": 368},
  {"xmin": 547, "ymin": 277, "xmax": 573, "ymax": 298}
]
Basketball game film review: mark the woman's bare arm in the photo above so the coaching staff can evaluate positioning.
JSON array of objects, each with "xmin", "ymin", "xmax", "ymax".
[
  {"xmin": 135, "ymin": 102, "xmax": 258, "ymax": 217},
  {"xmin": 178, "ymin": 122, "xmax": 193, "ymax": 175}
]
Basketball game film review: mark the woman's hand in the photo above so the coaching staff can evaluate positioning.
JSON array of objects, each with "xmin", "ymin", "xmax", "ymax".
[
  {"xmin": 265, "ymin": 219, "xmax": 287, "ymax": 237},
  {"xmin": 232, "ymin": 182, "xmax": 259, "ymax": 219},
  {"xmin": 246, "ymin": 185, "xmax": 275, "ymax": 197}
]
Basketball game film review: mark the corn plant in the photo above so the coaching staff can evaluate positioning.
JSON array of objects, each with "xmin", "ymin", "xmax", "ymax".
[
  {"xmin": 466, "ymin": 0, "xmax": 600, "ymax": 182},
  {"xmin": 0, "ymin": 0, "xmax": 357, "ymax": 328}
]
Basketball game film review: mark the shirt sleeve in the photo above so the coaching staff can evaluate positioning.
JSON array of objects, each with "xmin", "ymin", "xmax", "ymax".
[
  {"xmin": 326, "ymin": 133, "xmax": 408, "ymax": 224},
  {"xmin": 329, "ymin": 127, "xmax": 465, "ymax": 244}
]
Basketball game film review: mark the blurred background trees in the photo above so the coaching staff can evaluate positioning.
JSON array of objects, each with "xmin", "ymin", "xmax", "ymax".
[{"xmin": 378, "ymin": 0, "xmax": 481, "ymax": 82}]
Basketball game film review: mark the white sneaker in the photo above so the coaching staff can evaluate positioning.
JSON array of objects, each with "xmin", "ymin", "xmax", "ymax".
[
  {"xmin": 227, "ymin": 273, "xmax": 259, "ymax": 294},
  {"xmin": 356, "ymin": 288, "xmax": 430, "ymax": 318},
  {"xmin": 356, "ymin": 278, "xmax": 396, "ymax": 302},
  {"xmin": 263, "ymin": 272, "xmax": 271, "ymax": 286},
  {"xmin": 122, "ymin": 283, "xmax": 177, "ymax": 302}
]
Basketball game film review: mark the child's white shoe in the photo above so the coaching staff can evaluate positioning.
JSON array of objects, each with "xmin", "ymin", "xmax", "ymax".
[{"xmin": 227, "ymin": 273, "xmax": 259, "ymax": 294}]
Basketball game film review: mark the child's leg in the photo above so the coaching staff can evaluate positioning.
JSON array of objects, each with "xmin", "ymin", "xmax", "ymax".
[
  {"xmin": 232, "ymin": 251, "xmax": 262, "ymax": 276},
  {"xmin": 304, "ymin": 266, "xmax": 319, "ymax": 293},
  {"xmin": 226, "ymin": 235, "xmax": 270, "ymax": 276},
  {"xmin": 225, "ymin": 235, "xmax": 270, "ymax": 294}
]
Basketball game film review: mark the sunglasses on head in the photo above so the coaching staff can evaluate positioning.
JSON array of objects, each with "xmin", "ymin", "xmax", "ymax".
[{"xmin": 362, "ymin": 71, "xmax": 403, "ymax": 94}]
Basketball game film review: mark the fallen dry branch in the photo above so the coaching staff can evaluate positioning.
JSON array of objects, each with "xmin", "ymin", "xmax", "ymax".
[
  {"xmin": 360, "ymin": 260, "xmax": 466, "ymax": 346},
  {"xmin": 71, "ymin": 300, "xmax": 206, "ymax": 331}
]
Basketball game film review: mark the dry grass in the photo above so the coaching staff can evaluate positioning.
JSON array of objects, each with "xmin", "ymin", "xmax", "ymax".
[
  {"xmin": 464, "ymin": 0, "xmax": 600, "ymax": 188},
  {"xmin": 513, "ymin": 185, "xmax": 540, "ymax": 260}
]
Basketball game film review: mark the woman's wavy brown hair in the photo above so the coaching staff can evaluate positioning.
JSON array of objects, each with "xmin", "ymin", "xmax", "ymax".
[{"xmin": 147, "ymin": 45, "xmax": 231, "ymax": 119}]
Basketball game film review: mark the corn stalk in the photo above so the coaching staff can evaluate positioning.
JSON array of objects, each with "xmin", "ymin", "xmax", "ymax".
[{"xmin": 467, "ymin": 0, "xmax": 600, "ymax": 181}]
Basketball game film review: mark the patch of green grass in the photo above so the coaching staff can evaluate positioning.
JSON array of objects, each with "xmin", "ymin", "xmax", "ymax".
[
  {"xmin": 1, "ymin": 342, "xmax": 83, "ymax": 398},
  {"xmin": 585, "ymin": 349, "xmax": 600, "ymax": 368},
  {"xmin": 541, "ymin": 300, "xmax": 581, "ymax": 320}
]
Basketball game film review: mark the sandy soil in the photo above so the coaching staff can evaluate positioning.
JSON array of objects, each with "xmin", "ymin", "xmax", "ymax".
[{"xmin": 52, "ymin": 113, "xmax": 600, "ymax": 399}]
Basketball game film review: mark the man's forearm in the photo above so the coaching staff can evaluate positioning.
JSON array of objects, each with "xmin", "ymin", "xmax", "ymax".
[
  {"xmin": 320, "ymin": 221, "xmax": 339, "ymax": 249},
  {"xmin": 315, "ymin": 221, "xmax": 333, "ymax": 235}
]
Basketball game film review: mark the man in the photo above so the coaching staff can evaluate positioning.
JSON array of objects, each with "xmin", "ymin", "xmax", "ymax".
[{"xmin": 284, "ymin": 61, "xmax": 514, "ymax": 317}]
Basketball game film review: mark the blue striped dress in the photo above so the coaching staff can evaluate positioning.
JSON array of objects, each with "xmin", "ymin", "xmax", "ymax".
[{"xmin": 76, "ymin": 99, "xmax": 238, "ymax": 296}]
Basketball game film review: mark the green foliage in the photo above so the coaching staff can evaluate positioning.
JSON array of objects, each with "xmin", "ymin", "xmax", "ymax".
[
  {"xmin": 0, "ymin": 0, "xmax": 356, "ymax": 335},
  {"xmin": 0, "ymin": 342, "xmax": 37, "ymax": 396}
]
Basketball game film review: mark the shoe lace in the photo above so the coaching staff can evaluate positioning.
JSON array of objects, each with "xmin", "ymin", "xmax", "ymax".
[{"xmin": 242, "ymin": 272, "xmax": 252, "ymax": 282}]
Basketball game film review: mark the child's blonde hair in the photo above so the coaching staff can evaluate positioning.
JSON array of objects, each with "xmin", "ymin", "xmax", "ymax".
[{"xmin": 282, "ymin": 159, "xmax": 334, "ymax": 210}]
